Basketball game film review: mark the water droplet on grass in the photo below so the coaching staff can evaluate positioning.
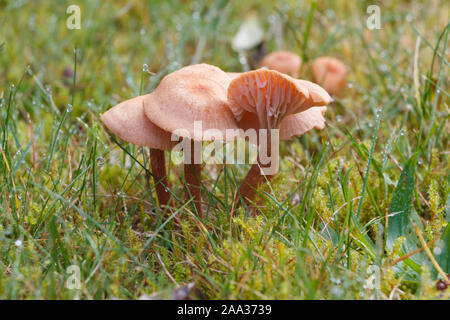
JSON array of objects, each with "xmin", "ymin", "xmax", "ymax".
[{"xmin": 96, "ymin": 157, "xmax": 105, "ymax": 167}]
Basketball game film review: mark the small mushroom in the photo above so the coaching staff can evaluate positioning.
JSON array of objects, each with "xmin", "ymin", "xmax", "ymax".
[
  {"xmin": 144, "ymin": 64, "xmax": 239, "ymax": 217},
  {"xmin": 227, "ymin": 69, "xmax": 331, "ymax": 208},
  {"xmin": 311, "ymin": 56, "xmax": 347, "ymax": 96},
  {"xmin": 259, "ymin": 51, "xmax": 302, "ymax": 77},
  {"xmin": 100, "ymin": 95, "xmax": 177, "ymax": 209}
]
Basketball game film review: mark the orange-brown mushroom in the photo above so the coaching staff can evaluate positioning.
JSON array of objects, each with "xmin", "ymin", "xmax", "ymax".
[
  {"xmin": 144, "ymin": 64, "xmax": 239, "ymax": 217},
  {"xmin": 227, "ymin": 69, "xmax": 331, "ymax": 208},
  {"xmin": 100, "ymin": 95, "xmax": 177, "ymax": 209},
  {"xmin": 259, "ymin": 51, "xmax": 302, "ymax": 77},
  {"xmin": 311, "ymin": 56, "xmax": 347, "ymax": 96}
]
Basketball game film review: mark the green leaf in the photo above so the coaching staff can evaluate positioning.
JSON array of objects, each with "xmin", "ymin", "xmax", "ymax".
[
  {"xmin": 436, "ymin": 224, "xmax": 450, "ymax": 273},
  {"xmin": 386, "ymin": 156, "xmax": 416, "ymax": 250}
]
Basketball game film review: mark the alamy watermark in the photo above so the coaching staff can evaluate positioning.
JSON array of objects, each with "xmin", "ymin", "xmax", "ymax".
[
  {"xmin": 366, "ymin": 5, "xmax": 381, "ymax": 30},
  {"xmin": 169, "ymin": 121, "xmax": 280, "ymax": 175},
  {"xmin": 66, "ymin": 264, "xmax": 81, "ymax": 290},
  {"xmin": 66, "ymin": 5, "xmax": 81, "ymax": 30}
]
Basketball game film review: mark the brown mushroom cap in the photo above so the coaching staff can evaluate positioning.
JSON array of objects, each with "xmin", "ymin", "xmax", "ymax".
[
  {"xmin": 279, "ymin": 107, "xmax": 327, "ymax": 140},
  {"xmin": 260, "ymin": 51, "xmax": 302, "ymax": 77},
  {"xmin": 227, "ymin": 69, "xmax": 331, "ymax": 131},
  {"xmin": 311, "ymin": 56, "xmax": 347, "ymax": 96},
  {"xmin": 100, "ymin": 95, "xmax": 176, "ymax": 150},
  {"xmin": 144, "ymin": 64, "xmax": 239, "ymax": 141}
]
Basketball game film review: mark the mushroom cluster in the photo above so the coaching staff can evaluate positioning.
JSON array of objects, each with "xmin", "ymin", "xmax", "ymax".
[
  {"xmin": 101, "ymin": 64, "xmax": 238, "ymax": 217},
  {"xmin": 101, "ymin": 61, "xmax": 332, "ymax": 217}
]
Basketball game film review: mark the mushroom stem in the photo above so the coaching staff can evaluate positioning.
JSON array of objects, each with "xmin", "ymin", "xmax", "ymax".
[
  {"xmin": 235, "ymin": 133, "xmax": 277, "ymax": 209},
  {"xmin": 236, "ymin": 162, "xmax": 275, "ymax": 208},
  {"xmin": 150, "ymin": 148, "xmax": 172, "ymax": 208},
  {"xmin": 184, "ymin": 140, "xmax": 203, "ymax": 217}
]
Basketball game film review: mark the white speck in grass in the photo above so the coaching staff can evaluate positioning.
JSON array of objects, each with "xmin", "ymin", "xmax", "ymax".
[
  {"xmin": 380, "ymin": 64, "xmax": 388, "ymax": 73},
  {"xmin": 67, "ymin": 104, "xmax": 73, "ymax": 112},
  {"xmin": 14, "ymin": 240, "xmax": 22, "ymax": 247},
  {"xmin": 331, "ymin": 277, "xmax": 342, "ymax": 285},
  {"xmin": 399, "ymin": 129, "xmax": 406, "ymax": 136},
  {"xmin": 192, "ymin": 11, "xmax": 200, "ymax": 21},
  {"xmin": 331, "ymin": 286, "xmax": 344, "ymax": 297},
  {"xmin": 406, "ymin": 14, "xmax": 414, "ymax": 23},
  {"xmin": 239, "ymin": 54, "xmax": 248, "ymax": 66},
  {"xmin": 140, "ymin": 28, "xmax": 146, "ymax": 35},
  {"xmin": 336, "ymin": 115, "xmax": 343, "ymax": 122},
  {"xmin": 326, "ymin": 9, "xmax": 335, "ymax": 19},
  {"xmin": 142, "ymin": 64, "xmax": 149, "ymax": 72},
  {"xmin": 348, "ymin": 82, "xmax": 353, "ymax": 88},
  {"xmin": 418, "ymin": 159, "xmax": 423, "ymax": 166},
  {"xmin": 368, "ymin": 122, "xmax": 374, "ymax": 128},
  {"xmin": 433, "ymin": 246, "xmax": 442, "ymax": 255}
]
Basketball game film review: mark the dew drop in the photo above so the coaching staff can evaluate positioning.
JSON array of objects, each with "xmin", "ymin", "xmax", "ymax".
[
  {"xmin": 14, "ymin": 240, "xmax": 22, "ymax": 247},
  {"xmin": 239, "ymin": 55, "xmax": 248, "ymax": 66},
  {"xmin": 96, "ymin": 156, "xmax": 105, "ymax": 167}
]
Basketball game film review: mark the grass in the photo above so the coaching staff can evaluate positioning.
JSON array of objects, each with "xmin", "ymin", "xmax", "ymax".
[{"xmin": 0, "ymin": 0, "xmax": 449, "ymax": 299}]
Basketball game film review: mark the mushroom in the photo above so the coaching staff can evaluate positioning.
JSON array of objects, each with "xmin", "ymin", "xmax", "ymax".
[
  {"xmin": 100, "ymin": 95, "xmax": 177, "ymax": 209},
  {"xmin": 311, "ymin": 56, "xmax": 347, "ymax": 96},
  {"xmin": 227, "ymin": 68, "xmax": 332, "ymax": 208},
  {"xmin": 144, "ymin": 64, "xmax": 239, "ymax": 217},
  {"xmin": 259, "ymin": 51, "xmax": 302, "ymax": 77}
]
